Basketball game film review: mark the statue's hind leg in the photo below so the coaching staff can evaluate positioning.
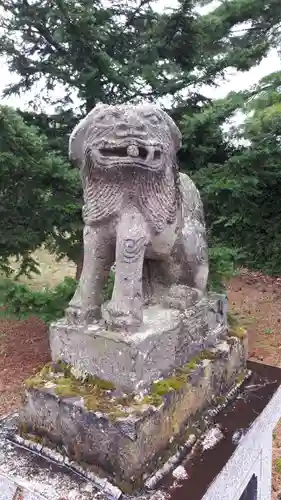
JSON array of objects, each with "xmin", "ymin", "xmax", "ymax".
[{"xmin": 179, "ymin": 223, "xmax": 209, "ymax": 295}]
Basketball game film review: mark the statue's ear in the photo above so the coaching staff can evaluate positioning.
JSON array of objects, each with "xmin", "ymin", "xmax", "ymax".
[
  {"xmin": 168, "ymin": 118, "xmax": 182, "ymax": 153},
  {"xmin": 158, "ymin": 109, "xmax": 182, "ymax": 153},
  {"xmin": 69, "ymin": 104, "xmax": 105, "ymax": 167}
]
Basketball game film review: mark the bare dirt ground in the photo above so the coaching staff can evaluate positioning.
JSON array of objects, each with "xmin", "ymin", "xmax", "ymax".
[{"xmin": 0, "ymin": 260, "xmax": 281, "ymax": 497}]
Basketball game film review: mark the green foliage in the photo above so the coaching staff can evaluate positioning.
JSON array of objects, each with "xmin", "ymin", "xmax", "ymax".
[
  {"xmin": 1, "ymin": 0, "xmax": 281, "ymax": 281},
  {"xmin": 264, "ymin": 328, "xmax": 273, "ymax": 335},
  {"xmin": 208, "ymin": 244, "xmax": 238, "ymax": 292},
  {"xmin": 176, "ymin": 66, "xmax": 281, "ymax": 277},
  {"xmin": 0, "ymin": 0, "xmax": 199, "ymax": 110},
  {"xmin": 0, "ymin": 277, "xmax": 77, "ymax": 323},
  {"xmin": 1, "ymin": 0, "xmax": 280, "ymax": 109},
  {"xmin": 18, "ymin": 109, "xmax": 77, "ymax": 159},
  {"xmin": 103, "ymin": 271, "xmax": 115, "ymax": 302},
  {"xmin": 199, "ymin": 71, "xmax": 281, "ymax": 275},
  {"xmin": 0, "ymin": 106, "xmax": 82, "ymax": 274},
  {"xmin": 0, "ymin": 272, "xmax": 114, "ymax": 324}
]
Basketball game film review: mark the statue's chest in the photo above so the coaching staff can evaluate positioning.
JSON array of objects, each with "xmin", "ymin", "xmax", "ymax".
[{"xmin": 83, "ymin": 176, "xmax": 178, "ymax": 233}]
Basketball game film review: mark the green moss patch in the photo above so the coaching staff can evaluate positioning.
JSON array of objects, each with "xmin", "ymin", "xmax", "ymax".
[
  {"xmin": 24, "ymin": 361, "xmax": 129, "ymax": 417},
  {"xmin": 176, "ymin": 350, "xmax": 215, "ymax": 376},
  {"xmin": 24, "ymin": 350, "xmax": 218, "ymax": 417},
  {"xmin": 275, "ymin": 458, "xmax": 281, "ymax": 474},
  {"xmin": 147, "ymin": 350, "xmax": 216, "ymax": 402},
  {"xmin": 227, "ymin": 311, "xmax": 239, "ymax": 328},
  {"xmin": 228, "ymin": 326, "xmax": 247, "ymax": 340},
  {"xmin": 235, "ymin": 372, "xmax": 246, "ymax": 384}
]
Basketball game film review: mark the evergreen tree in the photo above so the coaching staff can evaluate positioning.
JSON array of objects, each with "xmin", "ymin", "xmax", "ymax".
[
  {"xmin": 0, "ymin": 106, "xmax": 81, "ymax": 275},
  {"xmin": 1, "ymin": 0, "xmax": 281, "ymax": 276}
]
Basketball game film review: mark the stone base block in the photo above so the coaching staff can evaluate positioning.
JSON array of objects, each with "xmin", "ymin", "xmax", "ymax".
[
  {"xmin": 49, "ymin": 293, "xmax": 228, "ymax": 393},
  {"xmin": 19, "ymin": 336, "xmax": 247, "ymax": 484}
]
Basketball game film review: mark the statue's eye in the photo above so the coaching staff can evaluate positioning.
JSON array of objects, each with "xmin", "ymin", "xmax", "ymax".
[
  {"xmin": 144, "ymin": 114, "xmax": 162, "ymax": 125},
  {"xmin": 97, "ymin": 114, "xmax": 106, "ymax": 121}
]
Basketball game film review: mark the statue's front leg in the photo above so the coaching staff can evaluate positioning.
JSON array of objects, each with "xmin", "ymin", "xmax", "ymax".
[
  {"xmin": 67, "ymin": 224, "xmax": 114, "ymax": 323},
  {"xmin": 105, "ymin": 211, "xmax": 149, "ymax": 330}
]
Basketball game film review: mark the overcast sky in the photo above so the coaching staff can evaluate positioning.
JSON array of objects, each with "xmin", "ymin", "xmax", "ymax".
[{"xmin": 0, "ymin": 0, "xmax": 280, "ymax": 112}]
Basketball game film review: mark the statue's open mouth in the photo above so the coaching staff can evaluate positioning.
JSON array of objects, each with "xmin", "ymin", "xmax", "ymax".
[{"xmin": 97, "ymin": 142, "xmax": 162, "ymax": 165}]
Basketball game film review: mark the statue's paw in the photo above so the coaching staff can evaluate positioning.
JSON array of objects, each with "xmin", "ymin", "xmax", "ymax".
[
  {"xmin": 103, "ymin": 300, "xmax": 143, "ymax": 330},
  {"xmin": 66, "ymin": 305, "xmax": 101, "ymax": 324}
]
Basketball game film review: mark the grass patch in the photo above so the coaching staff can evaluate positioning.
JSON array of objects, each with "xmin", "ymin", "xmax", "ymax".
[
  {"xmin": 274, "ymin": 458, "xmax": 281, "ymax": 474},
  {"xmin": 0, "ymin": 248, "xmax": 75, "ymax": 290},
  {"xmin": 264, "ymin": 328, "xmax": 273, "ymax": 335}
]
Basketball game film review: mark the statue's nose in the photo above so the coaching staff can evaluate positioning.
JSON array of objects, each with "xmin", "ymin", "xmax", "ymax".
[{"xmin": 115, "ymin": 119, "xmax": 147, "ymax": 138}]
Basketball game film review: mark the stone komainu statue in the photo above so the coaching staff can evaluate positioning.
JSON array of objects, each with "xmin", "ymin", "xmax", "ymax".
[{"xmin": 68, "ymin": 103, "xmax": 209, "ymax": 329}]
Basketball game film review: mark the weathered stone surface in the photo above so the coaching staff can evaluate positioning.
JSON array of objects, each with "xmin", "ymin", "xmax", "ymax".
[
  {"xmin": 0, "ymin": 416, "xmax": 103, "ymax": 500},
  {"xmin": 3, "ymin": 362, "xmax": 281, "ymax": 500},
  {"xmin": 67, "ymin": 103, "xmax": 209, "ymax": 329},
  {"xmin": 50, "ymin": 294, "xmax": 228, "ymax": 392},
  {"xmin": 19, "ymin": 337, "xmax": 247, "ymax": 483}
]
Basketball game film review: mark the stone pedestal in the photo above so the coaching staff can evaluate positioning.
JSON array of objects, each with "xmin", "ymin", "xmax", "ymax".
[
  {"xmin": 2, "ymin": 362, "xmax": 281, "ymax": 500},
  {"xmin": 19, "ymin": 336, "xmax": 247, "ymax": 484},
  {"xmin": 18, "ymin": 290, "xmax": 250, "ymax": 487},
  {"xmin": 49, "ymin": 293, "xmax": 228, "ymax": 393}
]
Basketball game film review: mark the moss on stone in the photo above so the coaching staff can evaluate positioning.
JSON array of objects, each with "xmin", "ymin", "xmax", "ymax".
[
  {"xmin": 90, "ymin": 376, "xmax": 115, "ymax": 391},
  {"xmin": 140, "ymin": 352, "xmax": 215, "ymax": 405},
  {"xmin": 23, "ymin": 350, "xmax": 218, "ymax": 417},
  {"xmin": 39, "ymin": 363, "xmax": 53, "ymax": 378},
  {"xmin": 151, "ymin": 374, "xmax": 186, "ymax": 397},
  {"xmin": 18, "ymin": 422, "xmax": 29, "ymax": 437},
  {"xmin": 180, "ymin": 359, "xmax": 198, "ymax": 373},
  {"xmin": 54, "ymin": 377, "xmax": 81, "ymax": 398},
  {"xmin": 198, "ymin": 349, "xmax": 215, "ymax": 361},
  {"xmin": 215, "ymin": 395, "xmax": 226, "ymax": 405},
  {"xmin": 229, "ymin": 326, "xmax": 247, "ymax": 340},
  {"xmin": 142, "ymin": 393, "xmax": 163, "ymax": 407},
  {"xmin": 24, "ymin": 375, "xmax": 46, "ymax": 389},
  {"xmin": 227, "ymin": 311, "xmax": 239, "ymax": 328},
  {"xmin": 26, "ymin": 433, "xmax": 45, "ymax": 444},
  {"xmin": 24, "ymin": 361, "xmax": 120, "ymax": 414},
  {"xmin": 235, "ymin": 372, "xmax": 246, "ymax": 385},
  {"xmin": 176, "ymin": 350, "xmax": 215, "ymax": 377}
]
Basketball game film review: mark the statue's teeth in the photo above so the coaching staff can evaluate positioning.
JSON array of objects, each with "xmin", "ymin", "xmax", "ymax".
[
  {"xmin": 127, "ymin": 145, "xmax": 139, "ymax": 157},
  {"xmin": 147, "ymin": 146, "xmax": 154, "ymax": 161}
]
